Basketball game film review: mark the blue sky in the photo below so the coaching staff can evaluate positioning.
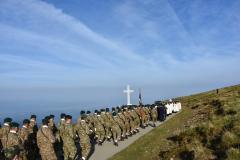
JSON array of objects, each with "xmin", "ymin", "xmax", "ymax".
[{"xmin": 0, "ymin": 0, "xmax": 240, "ymax": 117}]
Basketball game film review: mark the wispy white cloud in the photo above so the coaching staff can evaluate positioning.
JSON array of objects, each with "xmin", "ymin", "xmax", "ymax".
[
  {"xmin": 0, "ymin": 0, "xmax": 239, "ymax": 97},
  {"xmin": 0, "ymin": 0, "xmax": 151, "ymax": 71}
]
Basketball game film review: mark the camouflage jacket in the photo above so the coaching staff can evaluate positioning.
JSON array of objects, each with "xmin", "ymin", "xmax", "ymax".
[
  {"xmin": 118, "ymin": 113, "xmax": 126, "ymax": 123},
  {"xmin": 62, "ymin": 123, "xmax": 76, "ymax": 144},
  {"xmin": 115, "ymin": 115, "xmax": 125, "ymax": 128},
  {"xmin": 57, "ymin": 119, "xmax": 65, "ymax": 139},
  {"xmin": 94, "ymin": 116, "xmax": 105, "ymax": 132},
  {"xmin": 123, "ymin": 112, "xmax": 131, "ymax": 123},
  {"xmin": 37, "ymin": 125, "xmax": 55, "ymax": 149},
  {"xmin": 1, "ymin": 125, "xmax": 10, "ymax": 149},
  {"xmin": 110, "ymin": 117, "xmax": 120, "ymax": 130},
  {"xmin": 85, "ymin": 115, "xmax": 94, "ymax": 130},
  {"xmin": 19, "ymin": 127, "xmax": 29, "ymax": 142},
  {"xmin": 101, "ymin": 113, "xmax": 111, "ymax": 127},
  {"xmin": 74, "ymin": 121, "xmax": 90, "ymax": 142},
  {"xmin": 19, "ymin": 126, "xmax": 30, "ymax": 149},
  {"xmin": 6, "ymin": 131, "xmax": 24, "ymax": 150}
]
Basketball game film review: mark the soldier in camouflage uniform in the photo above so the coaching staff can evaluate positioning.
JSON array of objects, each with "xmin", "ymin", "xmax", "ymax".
[
  {"xmin": 144, "ymin": 106, "xmax": 151, "ymax": 125},
  {"xmin": 150, "ymin": 105, "xmax": 158, "ymax": 127},
  {"xmin": 49, "ymin": 114, "xmax": 58, "ymax": 135},
  {"xmin": 85, "ymin": 111, "xmax": 94, "ymax": 132},
  {"xmin": 135, "ymin": 106, "xmax": 142, "ymax": 127},
  {"xmin": 62, "ymin": 115, "xmax": 77, "ymax": 160},
  {"xmin": 56, "ymin": 113, "xmax": 66, "ymax": 159},
  {"xmin": 132, "ymin": 107, "xmax": 140, "ymax": 132},
  {"xmin": 110, "ymin": 109, "xmax": 121, "ymax": 146},
  {"xmin": 93, "ymin": 111, "xmax": 105, "ymax": 145},
  {"xmin": 57, "ymin": 113, "xmax": 66, "ymax": 142},
  {"xmin": 29, "ymin": 115, "xmax": 38, "ymax": 134},
  {"xmin": 74, "ymin": 114, "xmax": 91, "ymax": 160},
  {"xmin": 85, "ymin": 111, "xmax": 94, "ymax": 143},
  {"xmin": 127, "ymin": 108, "xmax": 135, "ymax": 135},
  {"xmin": 5, "ymin": 122, "xmax": 24, "ymax": 160},
  {"xmin": 19, "ymin": 119, "xmax": 31, "ymax": 160},
  {"xmin": 140, "ymin": 106, "xmax": 147, "ymax": 128},
  {"xmin": 102, "ymin": 108, "xmax": 111, "ymax": 141},
  {"xmin": 0, "ymin": 118, "xmax": 12, "ymax": 150},
  {"xmin": 37, "ymin": 118, "xmax": 57, "ymax": 160},
  {"xmin": 117, "ymin": 109, "xmax": 127, "ymax": 140},
  {"xmin": 57, "ymin": 113, "xmax": 66, "ymax": 140},
  {"xmin": 116, "ymin": 108, "xmax": 127, "ymax": 140},
  {"xmin": 123, "ymin": 108, "xmax": 131, "ymax": 136},
  {"xmin": 117, "ymin": 108, "xmax": 128, "ymax": 139}
]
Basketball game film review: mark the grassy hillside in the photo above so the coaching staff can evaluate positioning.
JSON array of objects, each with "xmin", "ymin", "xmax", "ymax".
[{"xmin": 110, "ymin": 84, "xmax": 240, "ymax": 160}]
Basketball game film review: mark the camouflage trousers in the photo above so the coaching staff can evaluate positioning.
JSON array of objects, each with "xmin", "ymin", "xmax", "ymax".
[
  {"xmin": 39, "ymin": 146, "xmax": 57, "ymax": 160},
  {"xmin": 129, "ymin": 119, "xmax": 135, "ymax": 131},
  {"xmin": 95, "ymin": 129, "xmax": 105, "ymax": 142},
  {"xmin": 118, "ymin": 123, "xmax": 126, "ymax": 137},
  {"xmin": 63, "ymin": 142, "xmax": 77, "ymax": 160},
  {"xmin": 80, "ymin": 139, "xmax": 91, "ymax": 159},
  {"xmin": 111, "ymin": 126, "xmax": 121, "ymax": 141},
  {"xmin": 152, "ymin": 115, "xmax": 157, "ymax": 123},
  {"xmin": 134, "ymin": 118, "xmax": 141, "ymax": 129},
  {"xmin": 125, "ymin": 121, "xmax": 130, "ymax": 135},
  {"xmin": 141, "ymin": 116, "xmax": 147, "ymax": 126},
  {"xmin": 104, "ymin": 126, "xmax": 112, "ymax": 139}
]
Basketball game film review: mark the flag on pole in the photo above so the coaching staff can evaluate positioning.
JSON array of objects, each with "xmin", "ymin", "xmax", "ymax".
[{"xmin": 139, "ymin": 88, "xmax": 143, "ymax": 105}]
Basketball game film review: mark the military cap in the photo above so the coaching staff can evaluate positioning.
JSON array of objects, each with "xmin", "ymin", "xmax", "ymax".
[
  {"xmin": 112, "ymin": 107, "xmax": 116, "ymax": 111},
  {"xmin": 106, "ymin": 108, "xmax": 110, "ymax": 112},
  {"xmin": 65, "ymin": 115, "xmax": 72, "ymax": 120},
  {"xmin": 49, "ymin": 114, "xmax": 55, "ymax": 119},
  {"xmin": 94, "ymin": 110, "xmax": 98, "ymax": 113},
  {"xmin": 4, "ymin": 117, "xmax": 12, "ymax": 123},
  {"xmin": 23, "ymin": 119, "xmax": 30, "ymax": 125},
  {"xmin": 112, "ymin": 112, "xmax": 117, "ymax": 117},
  {"xmin": 60, "ymin": 113, "xmax": 66, "ymax": 119},
  {"xmin": 80, "ymin": 110, "xmax": 85, "ymax": 115},
  {"xmin": 100, "ymin": 109, "xmax": 105, "ymax": 112},
  {"xmin": 86, "ymin": 111, "xmax": 91, "ymax": 114},
  {"xmin": 30, "ymin": 115, "xmax": 36, "ymax": 119},
  {"xmin": 45, "ymin": 116, "xmax": 50, "ymax": 121},
  {"xmin": 11, "ymin": 122, "xmax": 19, "ymax": 128}
]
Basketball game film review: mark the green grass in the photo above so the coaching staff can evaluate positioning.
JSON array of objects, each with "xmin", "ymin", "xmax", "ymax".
[{"xmin": 110, "ymin": 84, "xmax": 240, "ymax": 160}]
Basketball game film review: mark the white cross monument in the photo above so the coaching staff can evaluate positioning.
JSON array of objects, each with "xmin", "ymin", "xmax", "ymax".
[{"xmin": 123, "ymin": 85, "xmax": 134, "ymax": 106}]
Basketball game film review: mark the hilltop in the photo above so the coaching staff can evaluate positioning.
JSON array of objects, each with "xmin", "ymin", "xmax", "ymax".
[{"xmin": 110, "ymin": 84, "xmax": 240, "ymax": 160}]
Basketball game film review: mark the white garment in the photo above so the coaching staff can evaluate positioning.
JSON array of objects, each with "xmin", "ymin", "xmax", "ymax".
[
  {"xmin": 177, "ymin": 102, "xmax": 182, "ymax": 111},
  {"xmin": 165, "ymin": 104, "xmax": 171, "ymax": 115},
  {"xmin": 169, "ymin": 103, "xmax": 174, "ymax": 113},
  {"xmin": 173, "ymin": 103, "xmax": 178, "ymax": 112}
]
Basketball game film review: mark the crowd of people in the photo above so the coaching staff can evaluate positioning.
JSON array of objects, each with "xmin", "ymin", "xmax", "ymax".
[{"xmin": 0, "ymin": 100, "xmax": 181, "ymax": 160}]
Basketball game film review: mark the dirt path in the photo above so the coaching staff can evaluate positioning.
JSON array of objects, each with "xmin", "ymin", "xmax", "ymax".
[{"xmin": 89, "ymin": 113, "xmax": 178, "ymax": 160}]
